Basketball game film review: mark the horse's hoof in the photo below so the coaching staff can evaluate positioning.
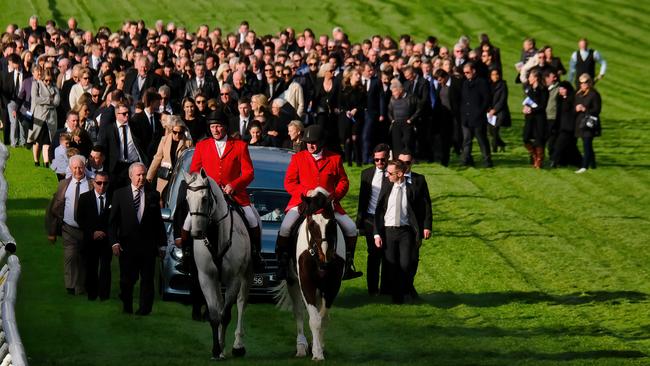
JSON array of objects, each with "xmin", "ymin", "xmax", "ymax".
[
  {"xmin": 211, "ymin": 353, "xmax": 226, "ymax": 361},
  {"xmin": 312, "ymin": 354, "xmax": 325, "ymax": 361},
  {"xmin": 296, "ymin": 344, "xmax": 308, "ymax": 357},
  {"xmin": 232, "ymin": 346, "xmax": 246, "ymax": 357}
]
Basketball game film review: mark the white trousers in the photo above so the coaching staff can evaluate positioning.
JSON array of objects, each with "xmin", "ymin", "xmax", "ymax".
[{"xmin": 279, "ymin": 207, "xmax": 357, "ymax": 237}]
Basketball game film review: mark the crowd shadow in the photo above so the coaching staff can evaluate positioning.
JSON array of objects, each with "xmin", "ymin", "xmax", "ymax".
[{"xmin": 337, "ymin": 288, "xmax": 648, "ymax": 309}]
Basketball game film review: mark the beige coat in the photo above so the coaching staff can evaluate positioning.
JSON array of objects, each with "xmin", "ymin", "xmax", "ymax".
[
  {"xmin": 147, "ymin": 133, "xmax": 193, "ymax": 195},
  {"xmin": 28, "ymin": 80, "xmax": 60, "ymax": 144}
]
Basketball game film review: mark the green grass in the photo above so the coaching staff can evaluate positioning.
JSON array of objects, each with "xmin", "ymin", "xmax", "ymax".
[{"xmin": 2, "ymin": 1, "xmax": 650, "ymax": 365}]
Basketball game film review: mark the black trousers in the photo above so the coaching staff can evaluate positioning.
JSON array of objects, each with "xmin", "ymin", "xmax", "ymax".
[
  {"xmin": 363, "ymin": 216, "xmax": 389, "ymax": 294},
  {"xmin": 461, "ymin": 125, "xmax": 492, "ymax": 165},
  {"xmin": 119, "ymin": 251, "xmax": 155, "ymax": 313},
  {"xmin": 85, "ymin": 243, "xmax": 112, "ymax": 300},
  {"xmin": 552, "ymin": 131, "xmax": 582, "ymax": 166},
  {"xmin": 391, "ymin": 121, "xmax": 415, "ymax": 157},
  {"xmin": 384, "ymin": 226, "xmax": 415, "ymax": 303}
]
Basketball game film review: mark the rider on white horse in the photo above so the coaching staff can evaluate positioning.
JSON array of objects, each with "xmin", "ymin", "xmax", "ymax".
[
  {"xmin": 187, "ymin": 109, "xmax": 264, "ymax": 271},
  {"xmin": 276, "ymin": 125, "xmax": 363, "ymax": 281}
]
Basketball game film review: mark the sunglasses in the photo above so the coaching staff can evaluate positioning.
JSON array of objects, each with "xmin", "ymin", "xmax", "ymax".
[
  {"xmin": 196, "ymin": 100, "xmax": 206, "ymax": 104},
  {"xmin": 220, "ymin": 93, "xmax": 229, "ymax": 96},
  {"xmin": 308, "ymin": 63, "xmax": 317, "ymax": 66},
  {"xmin": 400, "ymin": 160, "xmax": 412, "ymax": 165},
  {"xmin": 95, "ymin": 181, "xmax": 108, "ymax": 186},
  {"xmin": 374, "ymin": 158, "xmax": 386, "ymax": 162},
  {"xmin": 172, "ymin": 130, "xmax": 183, "ymax": 135},
  {"xmin": 264, "ymin": 69, "xmax": 273, "ymax": 72},
  {"xmin": 91, "ymin": 94, "xmax": 100, "ymax": 98}
]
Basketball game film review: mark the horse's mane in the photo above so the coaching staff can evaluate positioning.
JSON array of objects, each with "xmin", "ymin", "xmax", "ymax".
[{"xmin": 300, "ymin": 189, "xmax": 333, "ymax": 218}]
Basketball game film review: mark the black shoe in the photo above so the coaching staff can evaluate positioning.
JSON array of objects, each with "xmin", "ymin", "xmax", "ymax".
[
  {"xmin": 342, "ymin": 262, "xmax": 363, "ymax": 280},
  {"xmin": 44, "ymin": 162, "xmax": 50, "ymax": 168},
  {"xmin": 34, "ymin": 161, "xmax": 40, "ymax": 167}
]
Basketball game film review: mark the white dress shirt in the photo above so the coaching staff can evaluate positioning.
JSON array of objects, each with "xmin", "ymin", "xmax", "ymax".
[
  {"xmin": 367, "ymin": 168, "xmax": 384, "ymax": 215},
  {"xmin": 384, "ymin": 181, "xmax": 408, "ymax": 227},
  {"xmin": 117, "ymin": 122, "xmax": 141, "ymax": 162},
  {"xmin": 63, "ymin": 178, "xmax": 91, "ymax": 227},
  {"xmin": 214, "ymin": 136, "xmax": 227, "ymax": 157}
]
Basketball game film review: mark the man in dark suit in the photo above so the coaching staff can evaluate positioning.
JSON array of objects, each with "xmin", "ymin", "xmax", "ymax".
[
  {"xmin": 77, "ymin": 172, "xmax": 112, "ymax": 301},
  {"xmin": 433, "ymin": 69, "xmax": 461, "ymax": 167},
  {"xmin": 123, "ymin": 56, "xmax": 163, "ymax": 106},
  {"xmin": 356, "ymin": 144, "xmax": 390, "ymax": 295},
  {"xmin": 109, "ymin": 163, "xmax": 165, "ymax": 315},
  {"xmin": 1, "ymin": 54, "xmax": 28, "ymax": 146},
  {"xmin": 129, "ymin": 90, "xmax": 163, "ymax": 162},
  {"xmin": 97, "ymin": 102, "xmax": 149, "ymax": 189},
  {"xmin": 402, "ymin": 65, "xmax": 431, "ymax": 161},
  {"xmin": 460, "ymin": 62, "xmax": 493, "ymax": 167},
  {"xmin": 360, "ymin": 63, "xmax": 382, "ymax": 164},
  {"xmin": 229, "ymin": 97, "xmax": 253, "ymax": 141},
  {"xmin": 183, "ymin": 61, "xmax": 219, "ymax": 100},
  {"xmin": 374, "ymin": 159, "xmax": 432, "ymax": 304}
]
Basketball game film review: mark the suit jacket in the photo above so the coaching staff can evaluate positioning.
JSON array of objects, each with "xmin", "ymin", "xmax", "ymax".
[
  {"xmin": 284, "ymin": 149, "xmax": 349, "ymax": 214},
  {"xmin": 183, "ymin": 77, "xmax": 219, "ymax": 100},
  {"xmin": 460, "ymin": 76, "xmax": 491, "ymax": 128},
  {"xmin": 229, "ymin": 113, "xmax": 254, "ymax": 141},
  {"xmin": 123, "ymin": 70, "xmax": 163, "ymax": 102},
  {"xmin": 76, "ymin": 190, "xmax": 112, "ymax": 252},
  {"xmin": 373, "ymin": 172, "xmax": 432, "ymax": 243},
  {"xmin": 356, "ymin": 166, "xmax": 387, "ymax": 228},
  {"xmin": 108, "ymin": 185, "xmax": 165, "ymax": 256},
  {"xmin": 364, "ymin": 77, "xmax": 382, "ymax": 117},
  {"xmin": 403, "ymin": 75, "xmax": 430, "ymax": 120},
  {"xmin": 45, "ymin": 177, "xmax": 94, "ymax": 236},
  {"xmin": 189, "ymin": 137, "xmax": 254, "ymax": 206},
  {"xmin": 130, "ymin": 110, "xmax": 164, "ymax": 161},
  {"xmin": 97, "ymin": 121, "xmax": 149, "ymax": 176}
]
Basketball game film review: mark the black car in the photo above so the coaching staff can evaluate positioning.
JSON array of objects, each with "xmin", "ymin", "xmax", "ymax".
[{"xmin": 160, "ymin": 146, "xmax": 293, "ymax": 299}]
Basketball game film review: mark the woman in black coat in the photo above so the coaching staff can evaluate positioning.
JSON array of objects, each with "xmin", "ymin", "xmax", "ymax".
[
  {"xmin": 574, "ymin": 73, "xmax": 602, "ymax": 173},
  {"xmin": 550, "ymin": 82, "xmax": 582, "ymax": 167},
  {"xmin": 522, "ymin": 68, "xmax": 549, "ymax": 168},
  {"xmin": 313, "ymin": 64, "xmax": 341, "ymax": 152},
  {"xmin": 338, "ymin": 68, "xmax": 366, "ymax": 166},
  {"xmin": 488, "ymin": 68, "xmax": 511, "ymax": 152}
]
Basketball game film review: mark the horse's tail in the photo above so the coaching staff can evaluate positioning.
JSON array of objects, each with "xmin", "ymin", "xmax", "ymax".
[{"xmin": 271, "ymin": 280, "xmax": 293, "ymax": 312}]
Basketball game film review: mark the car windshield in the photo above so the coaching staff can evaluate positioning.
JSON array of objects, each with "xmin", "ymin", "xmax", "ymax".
[{"xmin": 250, "ymin": 189, "xmax": 289, "ymax": 222}]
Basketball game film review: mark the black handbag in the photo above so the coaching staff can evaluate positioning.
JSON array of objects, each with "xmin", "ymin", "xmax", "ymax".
[
  {"xmin": 156, "ymin": 166, "xmax": 172, "ymax": 180},
  {"xmin": 579, "ymin": 114, "xmax": 599, "ymax": 131}
]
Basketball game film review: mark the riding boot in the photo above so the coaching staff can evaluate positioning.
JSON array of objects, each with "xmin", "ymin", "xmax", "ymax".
[
  {"xmin": 535, "ymin": 146, "xmax": 544, "ymax": 169},
  {"xmin": 342, "ymin": 236, "xmax": 363, "ymax": 280},
  {"xmin": 525, "ymin": 143, "xmax": 535, "ymax": 165},
  {"xmin": 275, "ymin": 234, "xmax": 292, "ymax": 282},
  {"xmin": 248, "ymin": 226, "xmax": 265, "ymax": 272}
]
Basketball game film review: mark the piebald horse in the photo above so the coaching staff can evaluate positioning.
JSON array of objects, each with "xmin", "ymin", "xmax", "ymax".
[
  {"xmin": 274, "ymin": 187, "xmax": 345, "ymax": 361},
  {"xmin": 182, "ymin": 169, "xmax": 252, "ymax": 360}
]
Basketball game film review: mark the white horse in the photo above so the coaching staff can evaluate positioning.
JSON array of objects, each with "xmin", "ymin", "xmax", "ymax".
[
  {"xmin": 182, "ymin": 169, "xmax": 252, "ymax": 360},
  {"xmin": 274, "ymin": 188, "xmax": 346, "ymax": 361}
]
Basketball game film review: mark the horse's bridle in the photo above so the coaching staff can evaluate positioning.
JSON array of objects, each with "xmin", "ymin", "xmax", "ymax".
[{"xmin": 187, "ymin": 183, "xmax": 228, "ymax": 224}]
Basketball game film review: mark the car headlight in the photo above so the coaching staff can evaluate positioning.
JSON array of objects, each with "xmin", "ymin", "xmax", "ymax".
[{"xmin": 170, "ymin": 247, "xmax": 183, "ymax": 261}]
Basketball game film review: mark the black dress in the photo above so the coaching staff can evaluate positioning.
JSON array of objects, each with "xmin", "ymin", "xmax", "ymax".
[
  {"xmin": 183, "ymin": 116, "xmax": 207, "ymax": 144},
  {"xmin": 522, "ymin": 84, "xmax": 549, "ymax": 147},
  {"xmin": 338, "ymin": 85, "xmax": 366, "ymax": 165}
]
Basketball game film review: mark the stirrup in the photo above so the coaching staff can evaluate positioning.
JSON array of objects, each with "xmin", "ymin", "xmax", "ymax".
[{"xmin": 342, "ymin": 262, "xmax": 363, "ymax": 280}]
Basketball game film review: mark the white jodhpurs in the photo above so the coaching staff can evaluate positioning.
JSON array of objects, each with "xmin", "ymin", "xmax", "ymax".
[{"xmin": 279, "ymin": 207, "xmax": 357, "ymax": 237}]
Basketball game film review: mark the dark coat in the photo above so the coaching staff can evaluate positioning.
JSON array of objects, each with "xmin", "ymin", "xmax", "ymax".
[
  {"xmin": 76, "ymin": 190, "xmax": 112, "ymax": 254},
  {"xmin": 574, "ymin": 88, "xmax": 602, "ymax": 138},
  {"xmin": 356, "ymin": 166, "xmax": 387, "ymax": 228},
  {"xmin": 183, "ymin": 77, "xmax": 219, "ymax": 100},
  {"xmin": 373, "ymin": 172, "xmax": 432, "ymax": 243},
  {"xmin": 97, "ymin": 121, "xmax": 149, "ymax": 177},
  {"xmin": 130, "ymin": 111, "xmax": 164, "ymax": 162},
  {"xmin": 460, "ymin": 76, "xmax": 491, "ymax": 128},
  {"xmin": 490, "ymin": 79, "xmax": 511, "ymax": 127},
  {"xmin": 108, "ymin": 185, "xmax": 165, "ymax": 256}
]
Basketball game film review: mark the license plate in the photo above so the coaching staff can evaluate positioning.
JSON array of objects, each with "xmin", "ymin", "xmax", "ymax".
[{"xmin": 252, "ymin": 274, "xmax": 265, "ymax": 287}]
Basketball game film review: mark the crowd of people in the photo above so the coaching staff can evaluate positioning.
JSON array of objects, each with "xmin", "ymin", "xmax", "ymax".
[{"xmin": 0, "ymin": 14, "xmax": 606, "ymax": 311}]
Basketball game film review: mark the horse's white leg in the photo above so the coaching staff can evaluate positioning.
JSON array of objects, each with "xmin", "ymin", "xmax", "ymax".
[
  {"xmin": 306, "ymin": 303, "xmax": 324, "ymax": 361},
  {"xmin": 219, "ymin": 278, "xmax": 240, "ymax": 359},
  {"xmin": 194, "ymin": 242, "xmax": 224, "ymax": 359},
  {"xmin": 319, "ymin": 300, "xmax": 328, "ymax": 353},
  {"xmin": 232, "ymin": 275, "xmax": 250, "ymax": 357},
  {"xmin": 288, "ymin": 281, "xmax": 308, "ymax": 357}
]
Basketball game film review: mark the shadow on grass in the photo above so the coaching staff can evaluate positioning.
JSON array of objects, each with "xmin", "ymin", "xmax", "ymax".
[{"xmin": 337, "ymin": 288, "xmax": 648, "ymax": 309}]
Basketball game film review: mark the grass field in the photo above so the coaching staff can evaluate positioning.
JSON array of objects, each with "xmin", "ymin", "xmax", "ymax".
[{"xmin": 2, "ymin": 1, "xmax": 650, "ymax": 365}]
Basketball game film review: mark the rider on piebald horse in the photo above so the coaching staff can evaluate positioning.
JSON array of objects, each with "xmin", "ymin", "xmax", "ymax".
[
  {"xmin": 187, "ymin": 109, "xmax": 264, "ymax": 271},
  {"xmin": 276, "ymin": 125, "xmax": 363, "ymax": 281}
]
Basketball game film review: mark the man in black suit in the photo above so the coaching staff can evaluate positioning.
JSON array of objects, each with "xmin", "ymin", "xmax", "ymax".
[
  {"xmin": 183, "ymin": 61, "xmax": 219, "ymax": 100},
  {"xmin": 360, "ymin": 63, "xmax": 381, "ymax": 164},
  {"xmin": 77, "ymin": 172, "xmax": 112, "ymax": 301},
  {"xmin": 433, "ymin": 69, "xmax": 461, "ymax": 167},
  {"xmin": 109, "ymin": 163, "xmax": 165, "ymax": 315},
  {"xmin": 356, "ymin": 144, "xmax": 390, "ymax": 296},
  {"xmin": 123, "ymin": 56, "xmax": 163, "ymax": 106},
  {"xmin": 397, "ymin": 151, "xmax": 432, "ymax": 299},
  {"xmin": 229, "ymin": 97, "xmax": 253, "ymax": 141},
  {"xmin": 374, "ymin": 159, "xmax": 432, "ymax": 304},
  {"xmin": 460, "ymin": 62, "xmax": 493, "ymax": 167},
  {"xmin": 129, "ymin": 90, "xmax": 163, "ymax": 162},
  {"xmin": 402, "ymin": 65, "xmax": 431, "ymax": 161},
  {"xmin": 1, "ymin": 54, "xmax": 27, "ymax": 146},
  {"xmin": 97, "ymin": 102, "xmax": 149, "ymax": 189}
]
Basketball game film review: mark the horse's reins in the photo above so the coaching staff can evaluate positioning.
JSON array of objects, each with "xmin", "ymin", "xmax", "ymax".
[{"xmin": 187, "ymin": 183, "xmax": 234, "ymax": 261}]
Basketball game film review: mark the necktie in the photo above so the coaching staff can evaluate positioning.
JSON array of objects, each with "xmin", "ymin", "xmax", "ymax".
[
  {"xmin": 241, "ymin": 119, "xmax": 247, "ymax": 136},
  {"xmin": 395, "ymin": 185, "xmax": 403, "ymax": 226},
  {"xmin": 134, "ymin": 189, "xmax": 141, "ymax": 221},
  {"xmin": 74, "ymin": 181, "xmax": 81, "ymax": 221},
  {"xmin": 121, "ymin": 124, "xmax": 129, "ymax": 161},
  {"xmin": 99, "ymin": 195, "xmax": 105, "ymax": 215},
  {"xmin": 149, "ymin": 114, "xmax": 155, "ymax": 134},
  {"xmin": 198, "ymin": 79, "xmax": 203, "ymax": 89}
]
